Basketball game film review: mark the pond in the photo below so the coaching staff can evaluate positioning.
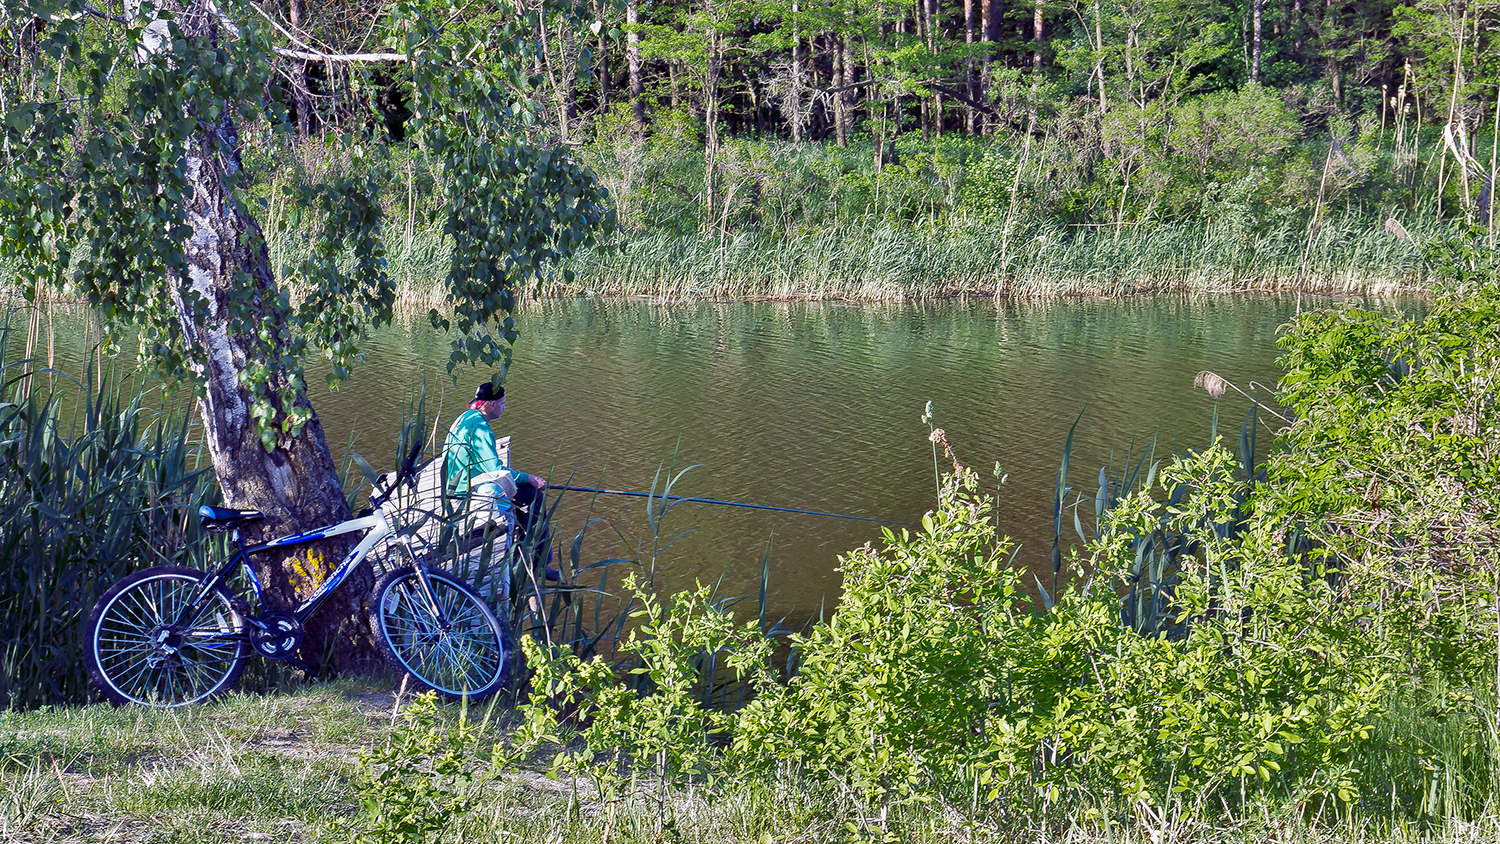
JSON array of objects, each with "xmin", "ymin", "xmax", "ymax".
[{"xmin": 12, "ymin": 294, "xmax": 1417, "ymax": 623}]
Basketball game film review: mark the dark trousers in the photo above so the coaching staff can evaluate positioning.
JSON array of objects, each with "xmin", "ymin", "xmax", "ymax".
[{"xmin": 512, "ymin": 484, "xmax": 553, "ymax": 570}]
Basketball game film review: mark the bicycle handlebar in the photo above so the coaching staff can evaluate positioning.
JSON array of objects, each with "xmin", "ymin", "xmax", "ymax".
[
  {"xmin": 368, "ymin": 437, "xmax": 425, "ymax": 510},
  {"xmin": 400, "ymin": 437, "xmax": 424, "ymax": 480}
]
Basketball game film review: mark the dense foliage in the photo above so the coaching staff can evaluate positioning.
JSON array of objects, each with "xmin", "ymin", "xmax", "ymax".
[
  {"xmin": 9, "ymin": 0, "xmax": 1495, "ymax": 294},
  {"xmin": 515, "ymin": 241, "xmax": 1500, "ymax": 833},
  {"xmin": 0, "ymin": 321, "xmax": 221, "ymax": 708}
]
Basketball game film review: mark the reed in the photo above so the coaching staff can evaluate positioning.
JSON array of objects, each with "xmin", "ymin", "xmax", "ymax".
[
  {"xmin": 1355, "ymin": 685, "xmax": 1500, "ymax": 826},
  {"xmin": 282, "ymin": 209, "xmax": 1435, "ymax": 308},
  {"xmin": 0, "ymin": 310, "xmax": 220, "ymax": 709},
  {"xmin": 251, "ymin": 186, "xmax": 1444, "ymax": 307},
  {"xmin": 550, "ymin": 213, "xmax": 1439, "ymax": 301}
]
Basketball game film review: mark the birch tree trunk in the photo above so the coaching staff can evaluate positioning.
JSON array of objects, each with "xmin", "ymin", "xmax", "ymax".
[
  {"xmin": 982, "ymin": 0, "xmax": 1000, "ymax": 132},
  {"xmin": 832, "ymin": 33, "xmax": 849, "ymax": 147},
  {"xmin": 841, "ymin": 18, "xmax": 856, "ymax": 145},
  {"xmin": 1032, "ymin": 0, "xmax": 1044, "ymax": 71},
  {"xmin": 703, "ymin": 0, "xmax": 721, "ymax": 229},
  {"xmin": 172, "ymin": 3, "xmax": 374, "ymax": 671},
  {"xmin": 1252, "ymin": 0, "xmax": 1263, "ymax": 84},
  {"xmin": 790, "ymin": 0, "xmax": 804, "ymax": 142},
  {"xmin": 288, "ymin": 0, "xmax": 312, "ymax": 140},
  {"xmin": 927, "ymin": 0, "xmax": 940, "ymax": 137},
  {"xmin": 1094, "ymin": 0, "xmax": 1107, "ymax": 113},
  {"xmin": 597, "ymin": 0, "xmax": 610, "ymax": 110},
  {"xmin": 965, "ymin": 0, "xmax": 977, "ymax": 134},
  {"xmin": 628, "ymin": 0, "xmax": 645, "ymax": 129}
]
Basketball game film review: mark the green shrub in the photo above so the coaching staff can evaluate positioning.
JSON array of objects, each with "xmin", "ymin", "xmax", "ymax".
[
  {"xmin": 516, "ymin": 434, "xmax": 1395, "ymax": 832},
  {"xmin": 734, "ymin": 459, "xmax": 1023, "ymax": 811},
  {"xmin": 518, "ymin": 574, "xmax": 775, "ymax": 796},
  {"xmin": 1269, "ymin": 232, "xmax": 1500, "ymax": 692},
  {"xmin": 0, "ymin": 313, "xmax": 220, "ymax": 708},
  {"xmin": 730, "ymin": 442, "xmax": 1390, "ymax": 824},
  {"xmin": 355, "ymin": 691, "xmax": 495, "ymax": 844}
]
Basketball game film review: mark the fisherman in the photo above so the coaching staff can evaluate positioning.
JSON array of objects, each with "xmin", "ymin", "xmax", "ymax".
[{"xmin": 444, "ymin": 380, "xmax": 550, "ymax": 604}]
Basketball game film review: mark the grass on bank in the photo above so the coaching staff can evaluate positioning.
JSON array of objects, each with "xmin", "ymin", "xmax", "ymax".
[
  {"xmin": 2, "ymin": 677, "xmax": 1497, "ymax": 844},
  {"xmin": 277, "ymin": 210, "xmax": 1439, "ymax": 306},
  {"xmin": 2, "ymin": 680, "xmax": 1500, "ymax": 844}
]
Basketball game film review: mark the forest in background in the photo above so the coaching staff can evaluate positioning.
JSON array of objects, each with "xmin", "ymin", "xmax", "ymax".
[{"xmin": 5, "ymin": 0, "xmax": 1500, "ymax": 294}]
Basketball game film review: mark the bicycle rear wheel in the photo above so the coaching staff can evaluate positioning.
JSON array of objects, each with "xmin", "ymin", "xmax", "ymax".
[
  {"xmin": 370, "ymin": 566, "xmax": 510, "ymax": 701},
  {"xmin": 84, "ymin": 565, "xmax": 250, "ymax": 707}
]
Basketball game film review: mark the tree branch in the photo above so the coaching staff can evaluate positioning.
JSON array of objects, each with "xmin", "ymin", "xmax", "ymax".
[
  {"xmin": 814, "ymin": 79, "xmax": 876, "ymax": 96},
  {"xmin": 272, "ymin": 47, "xmax": 408, "ymax": 62},
  {"xmin": 808, "ymin": 76, "xmax": 995, "ymax": 117},
  {"xmin": 244, "ymin": 0, "xmax": 408, "ymax": 63},
  {"xmin": 82, "ymin": 3, "xmax": 129, "ymax": 24},
  {"xmin": 924, "ymin": 81, "xmax": 997, "ymax": 116}
]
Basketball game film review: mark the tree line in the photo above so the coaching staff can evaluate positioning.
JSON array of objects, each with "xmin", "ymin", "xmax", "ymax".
[
  {"xmin": 91, "ymin": 0, "xmax": 1489, "ymax": 233},
  {"xmin": 7, "ymin": 0, "xmax": 1498, "ymax": 235},
  {"xmin": 186, "ymin": 0, "xmax": 1499, "ymax": 149}
]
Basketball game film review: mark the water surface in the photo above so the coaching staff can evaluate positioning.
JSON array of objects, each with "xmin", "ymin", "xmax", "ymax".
[{"xmin": 14, "ymin": 295, "xmax": 1418, "ymax": 621}]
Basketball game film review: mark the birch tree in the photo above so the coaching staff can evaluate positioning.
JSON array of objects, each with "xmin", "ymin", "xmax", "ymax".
[{"xmin": 0, "ymin": 0, "xmax": 613, "ymax": 669}]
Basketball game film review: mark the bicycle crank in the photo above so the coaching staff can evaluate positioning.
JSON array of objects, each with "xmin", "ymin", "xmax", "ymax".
[{"xmin": 250, "ymin": 612, "xmax": 305, "ymax": 659}]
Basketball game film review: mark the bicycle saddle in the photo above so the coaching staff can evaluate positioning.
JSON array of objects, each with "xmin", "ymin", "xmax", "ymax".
[{"xmin": 197, "ymin": 505, "xmax": 267, "ymax": 531}]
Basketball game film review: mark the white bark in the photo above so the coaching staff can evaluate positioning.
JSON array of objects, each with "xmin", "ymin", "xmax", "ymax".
[{"xmin": 133, "ymin": 0, "xmax": 375, "ymax": 664}]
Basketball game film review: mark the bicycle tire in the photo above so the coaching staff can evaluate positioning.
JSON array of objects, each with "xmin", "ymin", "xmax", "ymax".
[
  {"xmin": 370, "ymin": 566, "xmax": 511, "ymax": 701},
  {"xmin": 84, "ymin": 565, "xmax": 250, "ymax": 707}
]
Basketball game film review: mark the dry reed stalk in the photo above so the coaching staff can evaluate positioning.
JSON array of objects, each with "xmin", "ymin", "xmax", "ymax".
[
  {"xmin": 1446, "ymin": 12, "xmax": 1469, "ymax": 214},
  {"xmin": 1491, "ymin": 84, "xmax": 1498, "ymax": 250},
  {"xmin": 1298, "ymin": 142, "xmax": 1336, "ymax": 313}
]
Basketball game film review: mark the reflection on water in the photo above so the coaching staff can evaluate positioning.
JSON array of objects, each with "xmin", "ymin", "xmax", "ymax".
[{"xmin": 11, "ymin": 294, "xmax": 1421, "ymax": 622}]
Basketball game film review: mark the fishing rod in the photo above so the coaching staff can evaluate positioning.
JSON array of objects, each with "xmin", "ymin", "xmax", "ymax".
[{"xmin": 555, "ymin": 485, "xmax": 916, "ymax": 527}]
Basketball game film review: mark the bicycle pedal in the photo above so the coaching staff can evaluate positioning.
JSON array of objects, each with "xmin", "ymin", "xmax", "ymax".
[{"xmin": 285, "ymin": 655, "xmax": 319, "ymax": 680}]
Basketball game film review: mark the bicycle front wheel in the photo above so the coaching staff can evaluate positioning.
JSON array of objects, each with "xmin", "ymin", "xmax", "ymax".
[
  {"xmin": 370, "ymin": 566, "xmax": 510, "ymax": 701},
  {"xmin": 84, "ymin": 565, "xmax": 250, "ymax": 707}
]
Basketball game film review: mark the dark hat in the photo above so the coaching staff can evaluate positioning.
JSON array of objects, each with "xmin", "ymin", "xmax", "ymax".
[{"xmin": 474, "ymin": 381, "xmax": 505, "ymax": 402}]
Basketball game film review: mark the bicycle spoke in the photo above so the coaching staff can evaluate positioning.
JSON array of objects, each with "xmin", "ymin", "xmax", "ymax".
[
  {"xmin": 108, "ymin": 649, "xmax": 157, "ymax": 695},
  {"xmin": 378, "ymin": 571, "xmax": 503, "ymax": 697},
  {"xmin": 113, "ymin": 589, "xmax": 162, "ymax": 635},
  {"xmin": 90, "ymin": 571, "xmax": 247, "ymax": 706}
]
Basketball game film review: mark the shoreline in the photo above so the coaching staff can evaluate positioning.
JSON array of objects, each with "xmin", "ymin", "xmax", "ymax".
[
  {"xmin": 5, "ymin": 208, "xmax": 1444, "ymax": 307},
  {"xmin": 3, "ymin": 276, "xmax": 1432, "ymax": 312},
  {"xmin": 542, "ymin": 273, "xmax": 1430, "ymax": 302}
]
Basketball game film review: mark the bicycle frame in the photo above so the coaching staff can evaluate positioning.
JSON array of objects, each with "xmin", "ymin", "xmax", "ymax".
[{"xmin": 176, "ymin": 501, "xmax": 444, "ymax": 634}]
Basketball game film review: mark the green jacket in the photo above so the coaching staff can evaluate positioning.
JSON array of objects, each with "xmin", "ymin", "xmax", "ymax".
[{"xmin": 443, "ymin": 409, "xmax": 530, "ymax": 506}]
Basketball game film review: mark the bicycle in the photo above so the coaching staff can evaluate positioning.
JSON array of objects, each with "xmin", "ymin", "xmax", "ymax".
[{"xmin": 83, "ymin": 439, "xmax": 514, "ymax": 707}]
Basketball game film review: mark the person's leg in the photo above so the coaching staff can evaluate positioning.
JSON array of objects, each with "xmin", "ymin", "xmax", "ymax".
[
  {"xmin": 471, "ymin": 482, "xmax": 514, "ymax": 606},
  {"xmin": 512, "ymin": 484, "xmax": 555, "ymax": 574}
]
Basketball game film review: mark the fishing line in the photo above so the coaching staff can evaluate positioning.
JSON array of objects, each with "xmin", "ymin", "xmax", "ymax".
[{"xmin": 555, "ymin": 485, "xmax": 916, "ymax": 527}]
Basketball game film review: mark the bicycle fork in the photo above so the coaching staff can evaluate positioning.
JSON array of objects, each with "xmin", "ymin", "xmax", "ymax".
[{"xmin": 387, "ymin": 519, "xmax": 450, "ymax": 629}]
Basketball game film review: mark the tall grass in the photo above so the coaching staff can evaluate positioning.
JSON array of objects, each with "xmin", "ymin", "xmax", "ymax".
[
  {"xmin": 262, "ymin": 210, "xmax": 1439, "ymax": 307},
  {"xmin": 1357, "ymin": 685, "xmax": 1500, "ymax": 826},
  {"xmin": 3, "ymin": 125, "xmax": 1470, "ymax": 305},
  {"xmin": 0, "ymin": 311, "xmax": 221, "ymax": 708},
  {"xmin": 553, "ymin": 213, "xmax": 1438, "ymax": 300},
  {"xmin": 245, "ymin": 129, "xmax": 1452, "ymax": 304}
]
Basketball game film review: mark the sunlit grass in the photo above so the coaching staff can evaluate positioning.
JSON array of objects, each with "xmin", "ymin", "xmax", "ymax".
[
  {"xmin": 0, "ymin": 677, "xmax": 383, "ymax": 843},
  {"xmin": 259, "ymin": 211, "xmax": 1437, "ymax": 308},
  {"xmin": 0, "ymin": 676, "xmax": 1495, "ymax": 843},
  {"xmin": 554, "ymin": 214, "xmax": 1434, "ymax": 300}
]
